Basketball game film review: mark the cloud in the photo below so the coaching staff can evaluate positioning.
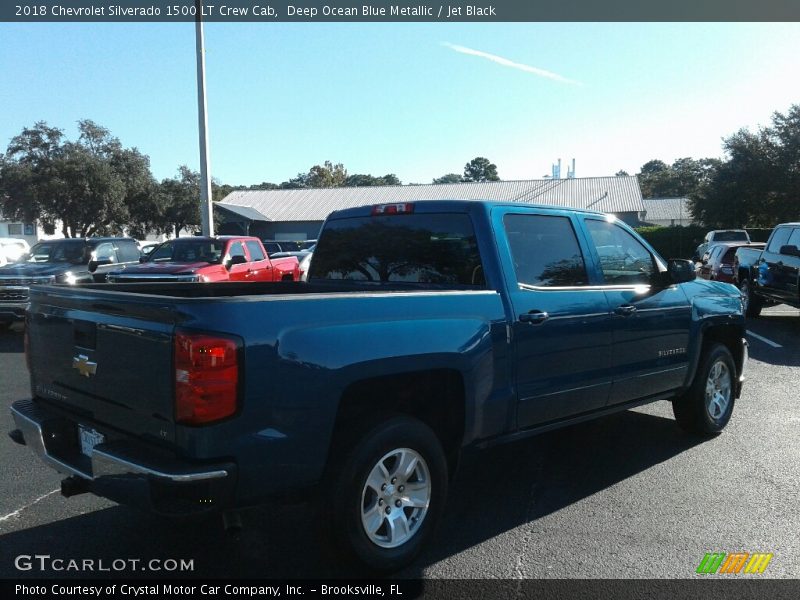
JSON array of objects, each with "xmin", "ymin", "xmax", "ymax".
[{"xmin": 442, "ymin": 42, "xmax": 580, "ymax": 85}]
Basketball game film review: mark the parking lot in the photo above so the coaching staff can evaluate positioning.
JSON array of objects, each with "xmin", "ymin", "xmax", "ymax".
[{"xmin": 1, "ymin": 305, "xmax": 798, "ymax": 579}]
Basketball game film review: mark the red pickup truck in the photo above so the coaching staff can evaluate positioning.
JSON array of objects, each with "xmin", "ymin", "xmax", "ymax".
[{"xmin": 106, "ymin": 236, "xmax": 299, "ymax": 283}]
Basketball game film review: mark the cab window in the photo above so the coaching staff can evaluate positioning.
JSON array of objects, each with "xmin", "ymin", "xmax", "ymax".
[
  {"xmin": 245, "ymin": 241, "xmax": 266, "ymax": 261},
  {"xmin": 503, "ymin": 214, "xmax": 588, "ymax": 287},
  {"xmin": 767, "ymin": 227, "xmax": 792, "ymax": 254},
  {"xmin": 585, "ymin": 219, "xmax": 656, "ymax": 285}
]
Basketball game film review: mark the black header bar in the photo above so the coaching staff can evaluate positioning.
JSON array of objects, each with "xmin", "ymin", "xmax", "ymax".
[{"xmin": 3, "ymin": 0, "xmax": 800, "ymax": 23}]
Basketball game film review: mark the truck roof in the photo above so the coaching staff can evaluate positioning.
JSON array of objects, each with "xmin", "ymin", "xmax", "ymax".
[{"xmin": 326, "ymin": 199, "xmax": 608, "ymax": 220}]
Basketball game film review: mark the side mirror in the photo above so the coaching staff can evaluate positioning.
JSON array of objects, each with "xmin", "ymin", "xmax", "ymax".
[
  {"xmin": 88, "ymin": 258, "xmax": 113, "ymax": 272},
  {"xmin": 226, "ymin": 255, "xmax": 247, "ymax": 269},
  {"xmin": 779, "ymin": 244, "xmax": 800, "ymax": 257},
  {"xmin": 661, "ymin": 259, "xmax": 696, "ymax": 285},
  {"xmin": 139, "ymin": 256, "xmax": 147, "ymax": 263}
]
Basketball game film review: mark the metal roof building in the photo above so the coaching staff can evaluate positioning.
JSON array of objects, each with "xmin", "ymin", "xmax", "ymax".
[
  {"xmin": 216, "ymin": 176, "xmax": 645, "ymax": 240},
  {"xmin": 641, "ymin": 198, "xmax": 695, "ymax": 227}
]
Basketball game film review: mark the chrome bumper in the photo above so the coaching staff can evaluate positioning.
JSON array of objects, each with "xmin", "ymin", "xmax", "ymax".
[{"xmin": 10, "ymin": 399, "xmax": 229, "ymax": 483}]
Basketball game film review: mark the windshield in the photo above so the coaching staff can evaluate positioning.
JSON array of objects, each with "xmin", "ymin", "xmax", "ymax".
[
  {"xmin": 25, "ymin": 241, "xmax": 91, "ymax": 264},
  {"xmin": 148, "ymin": 240, "xmax": 225, "ymax": 263},
  {"xmin": 715, "ymin": 231, "xmax": 749, "ymax": 242}
]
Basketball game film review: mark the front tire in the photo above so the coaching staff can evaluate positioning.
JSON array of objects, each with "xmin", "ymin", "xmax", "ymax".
[
  {"xmin": 327, "ymin": 416, "xmax": 448, "ymax": 572},
  {"xmin": 673, "ymin": 343, "xmax": 736, "ymax": 435}
]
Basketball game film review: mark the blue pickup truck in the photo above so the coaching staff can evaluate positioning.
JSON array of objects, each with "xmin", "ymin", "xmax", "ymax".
[{"xmin": 9, "ymin": 201, "xmax": 748, "ymax": 571}]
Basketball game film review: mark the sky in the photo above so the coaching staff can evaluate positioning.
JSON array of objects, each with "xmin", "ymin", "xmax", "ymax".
[{"xmin": 2, "ymin": 22, "xmax": 800, "ymax": 186}]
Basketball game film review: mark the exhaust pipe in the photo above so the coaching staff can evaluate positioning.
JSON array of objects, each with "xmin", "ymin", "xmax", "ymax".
[{"xmin": 61, "ymin": 476, "xmax": 90, "ymax": 498}]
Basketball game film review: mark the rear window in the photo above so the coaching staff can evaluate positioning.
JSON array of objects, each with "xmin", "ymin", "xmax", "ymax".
[
  {"xmin": 309, "ymin": 213, "xmax": 485, "ymax": 287},
  {"xmin": 721, "ymin": 247, "xmax": 738, "ymax": 262},
  {"xmin": 714, "ymin": 231, "xmax": 748, "ymax": 242}
]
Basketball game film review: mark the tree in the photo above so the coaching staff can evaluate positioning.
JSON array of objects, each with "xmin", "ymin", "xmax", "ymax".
[
  {"xmin": 637, "ymin": 157, "xmax": 719, "ymax": 199},
  {"xmin": 160, "ymin": 166, "xmax": 202, "ymax": 237},
  {"xmin": 0, "ymin": 120, "xmax": 158, "ymax": 237},
  {"xmin": 344, "ymin": 173, "xmax": 402, "ymax": 187},
  {"xmin": 462, "ymin": 157, "xmax": 499, "ymax": 182},
  {"xmin": 306, "ymin": 161, "xmax": 347, "ymax": 188},
  {"xmin": 689, "ymin": 104, "xmax": 800, "ymax": 227},
  {"xmin": 615, "ymin": 170, "xmax": 629, "ymax": 177},
  {"xmin": 280, "ymin": 173, "xmax": 310, "ymax": 189},
  {"xmin": 432, "ymin": 173, "xmax": 463, "ymax": 184}
]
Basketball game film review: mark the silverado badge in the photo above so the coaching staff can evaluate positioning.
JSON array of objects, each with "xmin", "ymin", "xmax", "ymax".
[{"xmin": 72, "ymin": 354, "xmax": 97, "ymax": 377}]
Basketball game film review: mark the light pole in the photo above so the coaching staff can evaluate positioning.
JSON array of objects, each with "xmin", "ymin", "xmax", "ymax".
[{"xmin": 195, "ymin": 0, "xmax": 214, "ymax": 236}]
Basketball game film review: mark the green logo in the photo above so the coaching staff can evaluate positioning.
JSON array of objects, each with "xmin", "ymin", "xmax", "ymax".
[{"xmin": 697, "ymin": 552, "xmax": 773, "ymax": 574}]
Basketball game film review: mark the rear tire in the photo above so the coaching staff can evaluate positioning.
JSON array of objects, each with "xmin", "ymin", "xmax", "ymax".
[
  {"xmin": 325, "ymin": 416, "xmax": 448, "ymax": 572},
  {"xmin": 739, "ymin": 278, "xmax": 763, "ymax": 318},
  {"xmin": 673, "ymin": 343, "xmax": 736, "ymax": 435}
]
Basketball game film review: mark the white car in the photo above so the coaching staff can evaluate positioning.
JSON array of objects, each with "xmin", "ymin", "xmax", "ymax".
[{"xmin": 0, "ymin": 238, "xmax": 31, "ymax": 266}]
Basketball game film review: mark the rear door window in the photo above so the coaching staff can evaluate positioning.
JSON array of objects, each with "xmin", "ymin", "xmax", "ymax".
[
  {"xmin": 245, "ymin": 241, "xmax": 266, "ymax": 261},
  {"xmin": 310, "ymin": 213, "xmax": 484, "ymax": 286},
  {"xmin": 115, "ymin": 240, "xmax": 141, "ymax": 263},
  {"xmin": 503, "ymin": 214, "xmax": 588, "ymax": 287}
]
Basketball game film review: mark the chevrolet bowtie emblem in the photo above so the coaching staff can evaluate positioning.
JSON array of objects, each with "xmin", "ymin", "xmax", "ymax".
[{"xmin": 72, "ymin": 354, "xmax": 97, "ymax": 377}]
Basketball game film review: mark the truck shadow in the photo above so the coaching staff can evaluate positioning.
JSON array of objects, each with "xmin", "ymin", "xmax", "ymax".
[
  {"xmin": 0, "ymin": 326, "xmax": 24, "ymax": 354},
  {"xmin": 746, "ymin": 312, "xmax": 800, "ymax": 367},
  {"xmin": 0, "ymin": 409, "xmax": 703, "ymax": 579}
]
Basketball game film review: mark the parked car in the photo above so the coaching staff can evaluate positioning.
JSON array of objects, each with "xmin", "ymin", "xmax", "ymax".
[
  {"xmin": 737, "ymin": 222, "xmax": 800, "ymax": 317},
  {"xmin": 10, "ymin": 201, "xmax": 748, "ymax": 570},
  {"xmin": 106, "ymin": 236, "xmax": 299, "ymax": 283},
  {"xmin": 693, "ymin": 229, "xmax": 750, "ymax": 262},
  {"xmin": 0, "ymin": 237, "xmax": 141, "ymax": 329},
  {"xmin": 698, "ymin": 242, "xmax": 765, "ymax": 284},
  {"xmin": 0, "ymin": 237, "xmax": 31, "ymax": 266}
]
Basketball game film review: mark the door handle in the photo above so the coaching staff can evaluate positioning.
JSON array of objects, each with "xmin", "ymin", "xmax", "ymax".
[
  {"xmin": 614, "ymin": 304, "xmax": 637, "ymax": 316},
  {"xmin": 519, "ymin": 311, "xmax": 549, "ymax": 324}
]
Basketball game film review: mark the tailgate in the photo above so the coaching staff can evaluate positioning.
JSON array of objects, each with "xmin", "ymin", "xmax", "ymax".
[{"xmin": 26, "ymin": 286, "xmax": 178, "ymax": 443}]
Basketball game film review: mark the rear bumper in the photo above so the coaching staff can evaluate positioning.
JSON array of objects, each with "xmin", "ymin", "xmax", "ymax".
[{"xmin": 10, "ymin": 399, "xmax": 236, "ymax": 516}]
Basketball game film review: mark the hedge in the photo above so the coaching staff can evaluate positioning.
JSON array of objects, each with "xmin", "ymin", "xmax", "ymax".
[{"xmin": 634, "ymin": 225, "xmax": 707, "ymax": 260}]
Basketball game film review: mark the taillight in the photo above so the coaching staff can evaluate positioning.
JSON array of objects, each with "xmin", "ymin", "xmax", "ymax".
[
  {"xmin": 371, "ymin": 203, "xmax": 414, "ymax": 216},
  {"xmin": 174, "ymin": 330, "xmax": 240, "ymax": 425}
]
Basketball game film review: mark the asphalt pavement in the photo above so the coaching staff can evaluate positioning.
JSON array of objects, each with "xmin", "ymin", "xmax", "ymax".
[{"xmin": 1, "ymin": 306, "xmax": 798, "ymax": 579}]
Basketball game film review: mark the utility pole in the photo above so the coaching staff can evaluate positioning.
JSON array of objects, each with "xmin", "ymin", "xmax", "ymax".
[{"xmin": 195, "ymin": 0, "xmax": 214, "ymax": 236}]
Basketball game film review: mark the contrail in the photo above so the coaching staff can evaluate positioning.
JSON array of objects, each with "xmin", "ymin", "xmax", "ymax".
[{"xmin": 442, "ymin": 42, "xmax": 580, "ymax": 85}]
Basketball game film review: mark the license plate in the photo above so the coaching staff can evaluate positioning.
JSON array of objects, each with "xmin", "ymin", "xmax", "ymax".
[{"xmin": 78, "ymin": 426, "xmax": 105, "ymax": 457}]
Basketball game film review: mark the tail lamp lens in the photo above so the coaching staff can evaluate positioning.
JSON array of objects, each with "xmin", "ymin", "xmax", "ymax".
[{"xmin": 175, "ymin": 330, "xmax": 240, "ymax": 425}]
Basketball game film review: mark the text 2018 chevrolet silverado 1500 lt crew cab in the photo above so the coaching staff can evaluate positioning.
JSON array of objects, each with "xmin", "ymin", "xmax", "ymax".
[
  {"xmin": 734, "ymin": 222, "xmax": 800, "ymax": 317},
  {"xmin": 9, "ymin": 201, "xmax": 748, "ymax": 570}
]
